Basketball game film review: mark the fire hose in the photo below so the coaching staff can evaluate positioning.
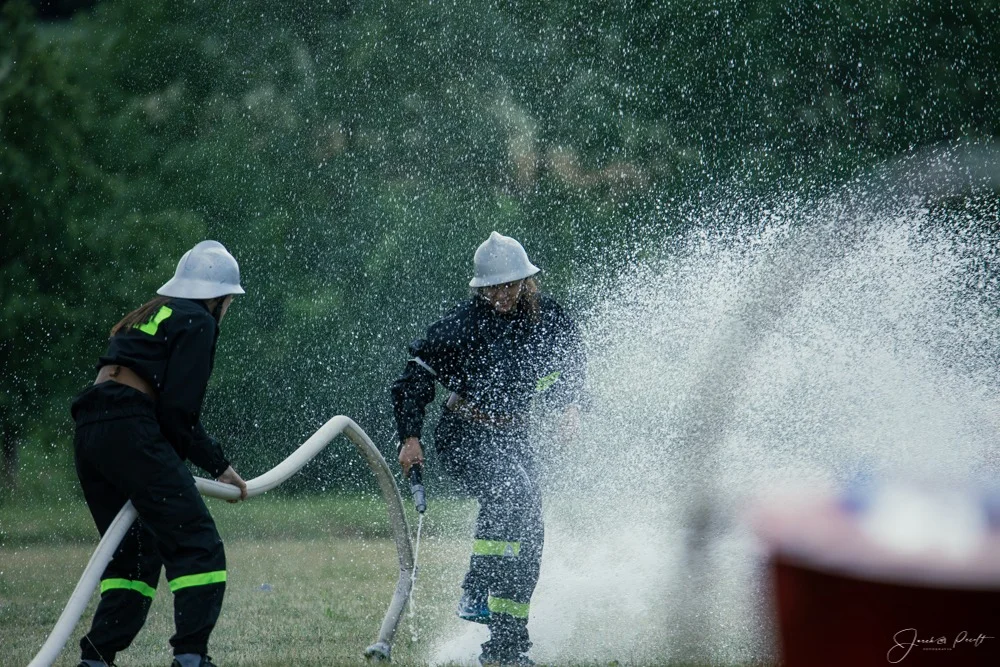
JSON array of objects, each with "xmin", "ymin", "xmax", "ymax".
[{"xmin": 30, "ymin": 415, "xmax": 415, "ymax": 666}]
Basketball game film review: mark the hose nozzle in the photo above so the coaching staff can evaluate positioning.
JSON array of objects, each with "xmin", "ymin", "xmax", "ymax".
[{"xmin": 409, "ymin": 465, "xmax": 426, "ymax": 514}]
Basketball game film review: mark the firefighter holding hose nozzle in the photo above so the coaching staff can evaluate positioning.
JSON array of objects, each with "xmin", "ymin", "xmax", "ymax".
[{"xmin": 392, "ymin": 232, "xmax": 586, "ymax": 666}]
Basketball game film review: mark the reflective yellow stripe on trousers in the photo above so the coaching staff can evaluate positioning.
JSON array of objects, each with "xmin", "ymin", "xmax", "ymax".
[
  {"xmin": 168, "ymin": 570, "xmax": 227, "ymax": 593},
  {"xmin": 100, "ymin": 578, "xmax": 157, "ymax": 599},
  {"xmin": 488, "ymin": 595, "xmax": 530, "ymax": 618},
  {"xmin": 472, "ymin": 539, "xmax": 521, "ymax": 557}
]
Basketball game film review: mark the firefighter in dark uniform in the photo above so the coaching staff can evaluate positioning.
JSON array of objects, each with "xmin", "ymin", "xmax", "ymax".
[
  {"xmin": 72, "ymin": 241, "xmax": 248, "ymax": 667},
  {"xmin": 392, "ymin": 232, "xmax": 586, "ymax": 666}
]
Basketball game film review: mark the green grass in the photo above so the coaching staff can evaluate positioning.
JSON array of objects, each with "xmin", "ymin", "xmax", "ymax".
[
  {"xmin": 0, "ymin": 494, "xmax": 762, "ymax": 666},
  {"xmin": 2, "ymin": 535, "xmax": 472, "ymax": 666},
  {"xmin": 0, "ymin": 490, "xmax": 478, "ymax": 547},
  {"xmin": 1, "ymin": 493, "xmax": 476, "ymax": 666}
]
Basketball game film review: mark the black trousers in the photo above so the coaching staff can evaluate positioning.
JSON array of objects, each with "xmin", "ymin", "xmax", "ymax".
[
  {"xmin": 436, "ymin": 410, "xmax": 543, "ymax": 657},
  {"xmin": 72, "ymin": 383, "xmax": 226, "ymax": 663}
]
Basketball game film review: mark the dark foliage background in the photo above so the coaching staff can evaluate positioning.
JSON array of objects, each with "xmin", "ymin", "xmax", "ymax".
[{"xmin": 2, "ymin": 0, "xmax": 997, "ymax": 497}]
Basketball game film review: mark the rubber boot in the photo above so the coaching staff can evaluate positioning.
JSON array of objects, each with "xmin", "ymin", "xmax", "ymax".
[{"xmin": 480, "ymin": 614, "xmax": 532, "ymax": 666}]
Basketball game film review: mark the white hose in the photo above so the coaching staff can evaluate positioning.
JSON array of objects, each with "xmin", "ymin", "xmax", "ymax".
[{"xmin": 30, "ymin": 415, "xmax": 414, "ymax": 667}]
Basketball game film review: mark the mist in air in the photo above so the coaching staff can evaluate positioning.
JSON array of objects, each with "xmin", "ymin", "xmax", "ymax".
[{"xmin": 426, "ymin": 151, "xmax": 1000, "ymax": 665}]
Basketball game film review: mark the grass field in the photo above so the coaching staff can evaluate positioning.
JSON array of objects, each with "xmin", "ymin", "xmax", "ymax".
[
  {"xmin": 1, "ymin": 493, "xmax": 761, "ymax": 666},
  {"xmin": 1, "ymin": 493, "xmax": 478, "ymax": 666}
]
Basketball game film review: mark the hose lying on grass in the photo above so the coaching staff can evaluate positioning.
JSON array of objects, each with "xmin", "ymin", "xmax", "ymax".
[{"xmin": 30, "ymin": 415, "xmax": 414, "ymax": 667}]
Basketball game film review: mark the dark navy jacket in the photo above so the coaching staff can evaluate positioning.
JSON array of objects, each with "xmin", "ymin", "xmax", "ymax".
[
  {"xmin": 93, "ymin": 297, "xmax": 230, "ymax": 477},
  {"xmin": 391, "ymin": 294, "xmax": 585, "ymax": 443}
]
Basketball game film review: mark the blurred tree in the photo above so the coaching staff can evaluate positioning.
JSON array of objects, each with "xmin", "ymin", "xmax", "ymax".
[
  {"xmin": 3, "ymin": 0, "xmax": 997, "ymax": 492},
  {"xmin": 0, "ymin": 0, "xmax": 200, "ymax": 492},
  {"xmin": 19, "ymin": 0, "xmax": 98, "ymax": 20}
]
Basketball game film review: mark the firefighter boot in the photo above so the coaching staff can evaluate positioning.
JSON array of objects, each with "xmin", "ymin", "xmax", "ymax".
[
  {"xmin": 480, "ymin": 613, "xmax": 532, "ymax": 666},
  {"xmin": 457, "ymin": 589, "xmax": 490, "ymax": 624}
]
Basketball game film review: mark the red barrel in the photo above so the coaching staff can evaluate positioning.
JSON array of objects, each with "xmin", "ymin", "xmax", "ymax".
[{"xmin": 755, "ymin": 491, "xmax": 1000, "ymax": 667}]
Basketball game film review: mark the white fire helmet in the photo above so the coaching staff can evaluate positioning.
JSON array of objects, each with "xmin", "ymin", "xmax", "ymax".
[
  {"xmin": 468, "ymin": 231, "xmax": 540, "ymax": 288},
  {"xmin": 157, "ymin": 240, "xmax": 245, "ymax": 299}
]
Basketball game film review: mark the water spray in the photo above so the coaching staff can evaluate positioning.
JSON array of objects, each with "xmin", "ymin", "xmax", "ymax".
[{"xmin": 522, "ymin": 143, "xmax": 1000, "ymax": 666}]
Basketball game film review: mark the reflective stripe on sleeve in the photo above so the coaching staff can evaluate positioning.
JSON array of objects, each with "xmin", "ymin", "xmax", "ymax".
[
  {"xmin": 100, "ymin": 577, "xmax": 157, "ymax": 599},
  {"xmin": 168, "ymin": 570, "xmax": 227, "ymax": 592},
  {"xmin": 411, "ymin": 356, "xmax": 437, "ymax": 377},
  {"xmin": 535, "ymin": 370, "xmax": 562, "ymax": 392}
]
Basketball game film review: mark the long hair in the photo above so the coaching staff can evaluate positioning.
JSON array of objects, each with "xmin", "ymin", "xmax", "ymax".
[
  {"xmin": 110, "ymin": 296, "xmax": 172, "ymax": 337},
  {"xmin": 518, "ymin": 276, "xmax": 542, "ymax": 322}
]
